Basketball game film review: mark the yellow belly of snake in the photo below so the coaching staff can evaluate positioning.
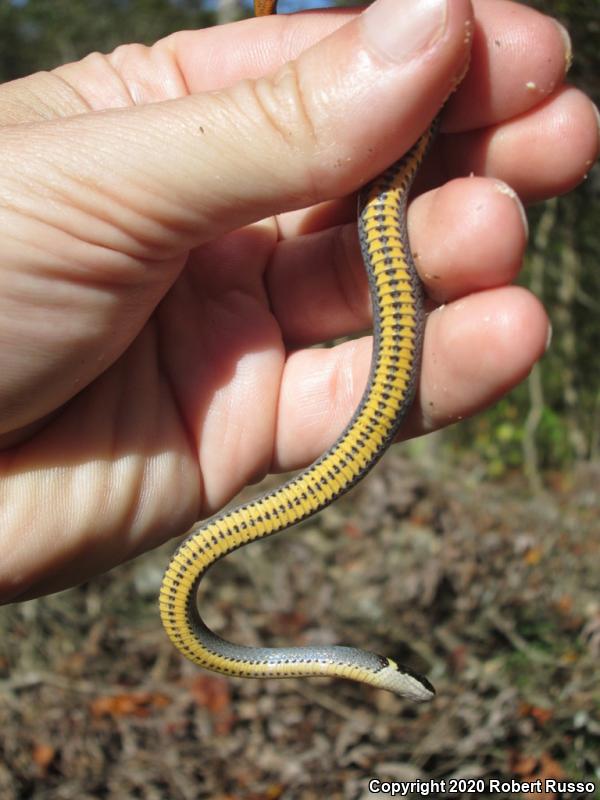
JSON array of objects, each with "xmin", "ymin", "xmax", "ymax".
[{"xmin": 159, "ymin": 0, "xmax": 436, "ymax": 702}]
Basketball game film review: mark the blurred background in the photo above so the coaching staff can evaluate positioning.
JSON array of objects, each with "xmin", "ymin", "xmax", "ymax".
[{"xmin": 0, "ymin": 1, "xmax": 598, "ymax": 798}]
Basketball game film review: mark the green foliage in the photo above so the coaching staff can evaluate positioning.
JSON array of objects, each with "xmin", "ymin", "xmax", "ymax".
[
  {"xmin": 449, "ymin": 179, "xmax": 600, "ymax": 475},
  {"xmin": 0, "ymin": 0, "xmax": 213, "ymax": 79},
  {"xmin": 444, "ymin": 0, "xmax": 600, "ymax": 476}
]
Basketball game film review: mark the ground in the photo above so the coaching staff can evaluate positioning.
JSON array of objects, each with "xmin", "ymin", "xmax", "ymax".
[{"xmin": 1, "ymin": 451, "xmax": 599, "ymax": 799}]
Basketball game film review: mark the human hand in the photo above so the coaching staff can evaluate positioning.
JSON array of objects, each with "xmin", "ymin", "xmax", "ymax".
[{"xmin": 0, "ymin": 0, "xmax": 597, "ymax": 601}]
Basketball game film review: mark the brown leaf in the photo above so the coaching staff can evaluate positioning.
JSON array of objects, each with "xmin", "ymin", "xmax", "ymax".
[
  {"xmin": 509, "ymin": 751, "xmax": 566, "ymax": 800},
  {"xmin": 518, "ymin": 703, "xmax": 553, "ymax": 725},
  {"xmin": 449, "ymin": 644, "xmax": 468, "ymax": 673},
  {"xmin": 271, "ymin": 610, "xmax": 309, "ymax": 636},
  {"xmin": 530, "ymin": 707, "xmax": 553, "ymax": 725},
  {"xmin": 189, "ymin": 675, "xmax": 235, "ymax": 735},
  {"xmin": 524, "ymin": 547, "xmax": 543, "ymax": 566},
  {"xmin": 343, "ymin": 521, "xmax": 364, "ymax": 539},
  {"xmin": 554, "ymin": 594, "xmax": 573, "ymax": 615},
  {"xmin": 33, "ymin": 742, "xmax": 55, "ymax": 771},
  {"xmin": 510, "ymin": 752, "xmax": 538, "ymax": 775},
  {"xmin": 265, "ymin": 784, "xmax": 286, "ymax": 800},
  {"xmin": 537, "ymin": 753, "xmax": 565, "ymax": 781},
  {"xmin": 89, "ymin": 691, "xmax": 170, "ymax": 719}
]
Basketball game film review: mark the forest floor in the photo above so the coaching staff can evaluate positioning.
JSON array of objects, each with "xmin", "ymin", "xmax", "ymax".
[{"xmin": 1, "ymin": 452, "xmax": 599, "ymax": 800}]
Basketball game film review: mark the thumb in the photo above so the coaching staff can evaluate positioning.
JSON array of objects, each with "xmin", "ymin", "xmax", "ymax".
[
  {"xmin": 4, "ymin": 0, "xmax": 473, "ymax": 252},
  {"xmin": 0, "ymin": 0, "xmax": 472, "ymax": 437}
]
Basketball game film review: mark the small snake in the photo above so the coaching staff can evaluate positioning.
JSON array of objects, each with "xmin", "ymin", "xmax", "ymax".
[{"xmin": 159, "ymin": 0, "xmax": 436, "ymax": 701}]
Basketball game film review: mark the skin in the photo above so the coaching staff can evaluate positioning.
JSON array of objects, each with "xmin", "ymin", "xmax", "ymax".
[{"xmin": 0, "ymin": 0, "xmax": 597, "ymax": 602}]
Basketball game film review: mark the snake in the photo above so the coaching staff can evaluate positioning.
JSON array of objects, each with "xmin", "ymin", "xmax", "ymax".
[{"xmin": 159, "ymin": 0, "xmax": 436, "ymax": 702}]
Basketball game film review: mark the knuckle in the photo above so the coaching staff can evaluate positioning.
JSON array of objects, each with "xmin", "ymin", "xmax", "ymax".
[
  {"xmin": 233, "ymin": 63, "xmax": 322, "ymax": 204},
  {"xmin": 255, "ymin": 61, "xmax": 319, "ymax": 150}
]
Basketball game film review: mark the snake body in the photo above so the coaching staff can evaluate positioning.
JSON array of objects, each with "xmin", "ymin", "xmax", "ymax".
[{"xmin": 159, "ymin": 0, "xmax": 435, "ymax": 701}]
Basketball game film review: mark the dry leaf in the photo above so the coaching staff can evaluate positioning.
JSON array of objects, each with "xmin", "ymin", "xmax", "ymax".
[
  {"xmin": 32, "ymin": 742, "xmax": 55, "ymax": 771},
  {"xmin": 90, "ymin": 691, "xmax": 170, "ymax": 718}
]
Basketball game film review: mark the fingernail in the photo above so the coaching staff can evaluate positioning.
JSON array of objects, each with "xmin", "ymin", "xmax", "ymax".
[
  {"xmin": 545, "ymin": 321, "xmax": 553, "ymax": 353},
  {"xmin": 552, "ymin": 19, "xmax": 573, "ymax": 75},
  {"xmin": 363, "ymin": 0, "xmax": 448, "ymax": 63},
  {"xmin": 591, "ymin": 101, "xmax": 600, "ymax": 139},
  {"xmin": 493, "ymin": 180, "xmax": 529, "ymax": 239}
]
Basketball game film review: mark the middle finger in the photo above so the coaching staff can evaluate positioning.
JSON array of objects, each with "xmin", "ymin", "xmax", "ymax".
[{"xmin": 266, "ymin": 175, "xmax": 529, "ymax": 347}]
